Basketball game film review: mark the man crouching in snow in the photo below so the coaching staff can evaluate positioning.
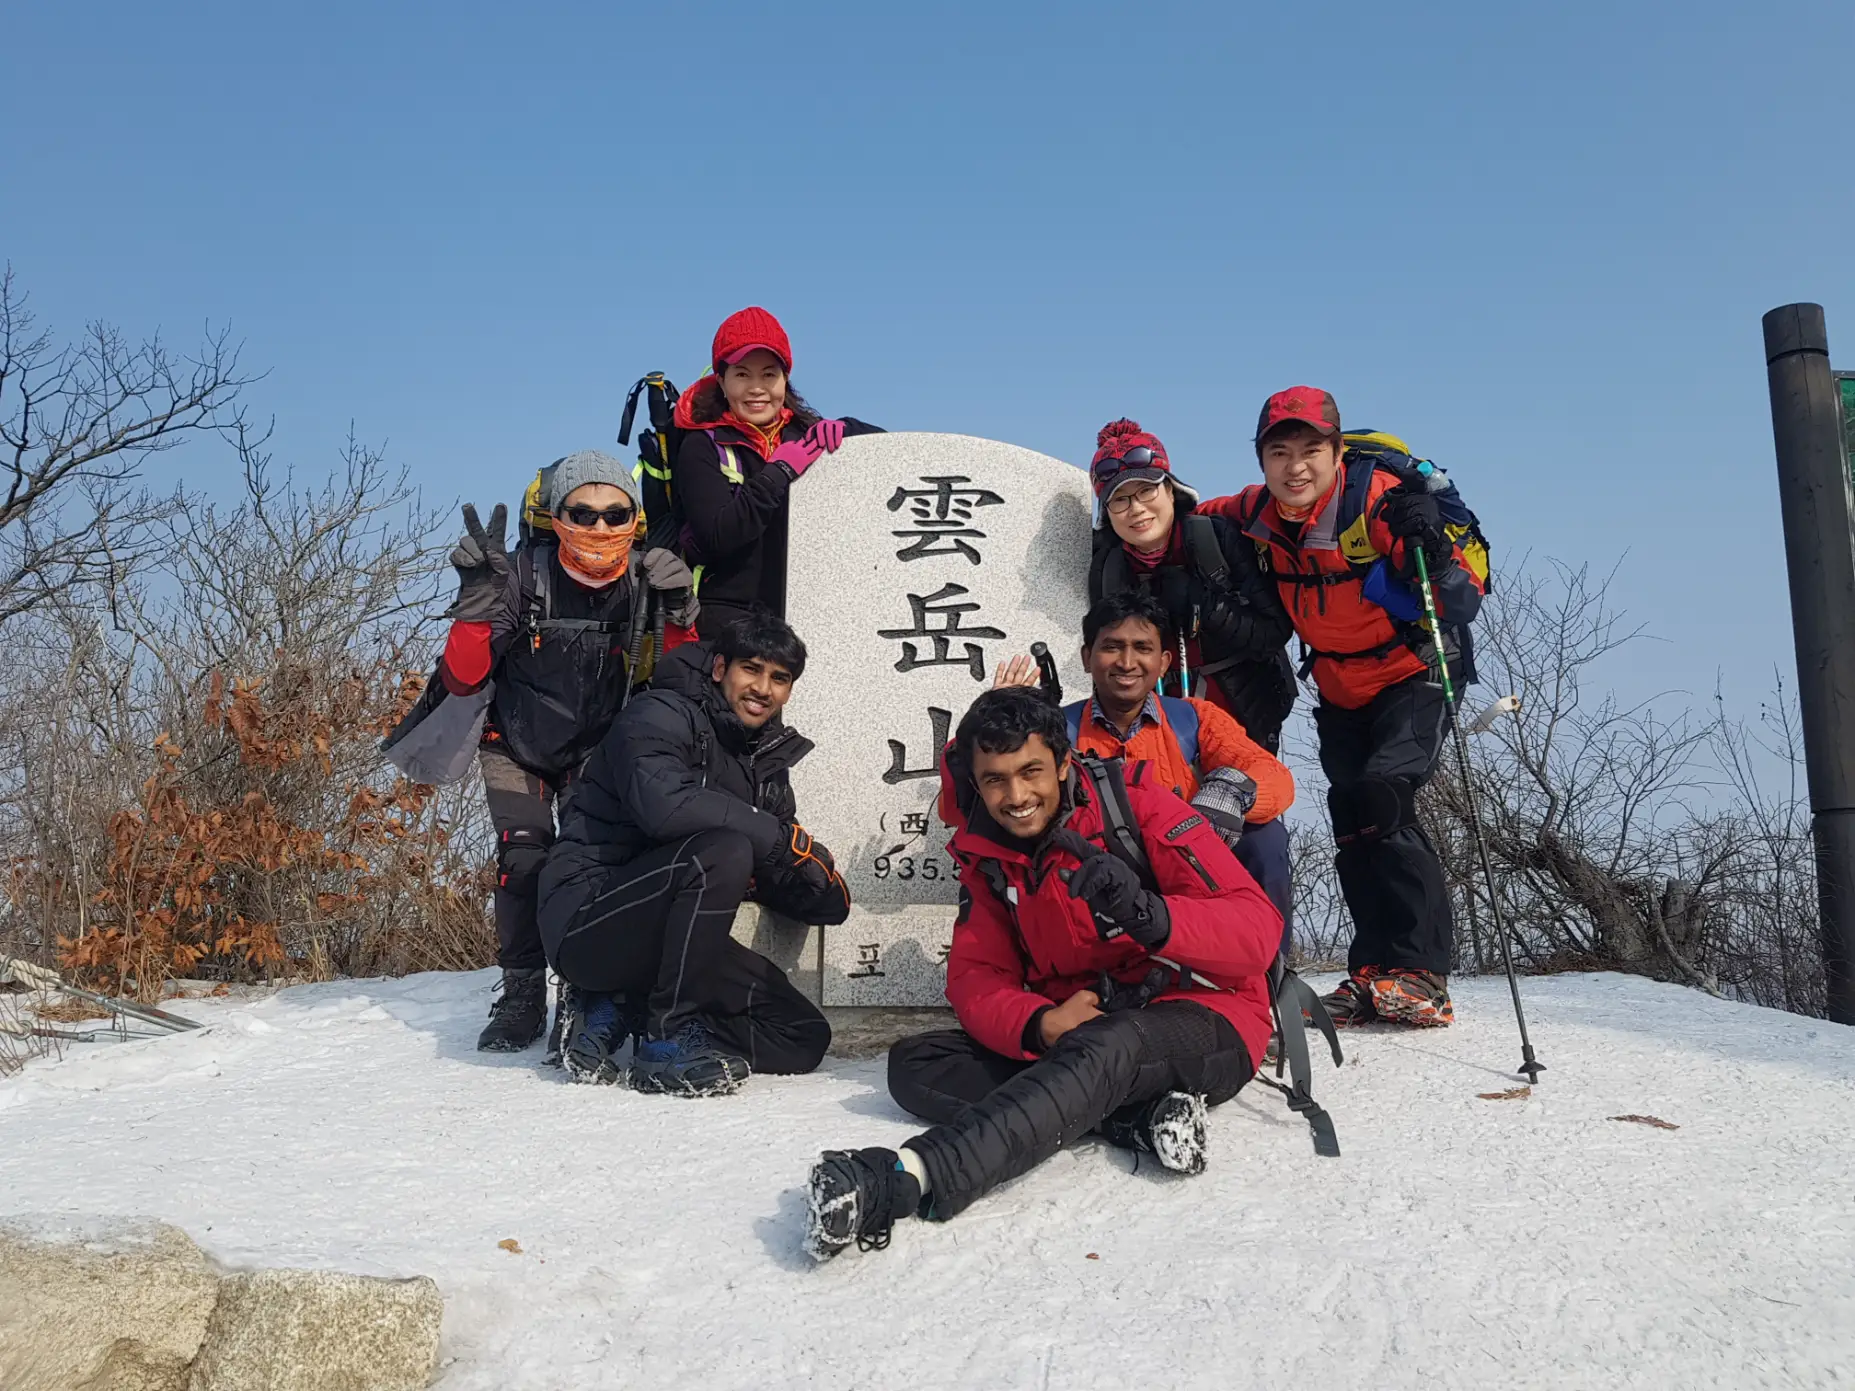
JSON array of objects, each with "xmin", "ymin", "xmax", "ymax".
[
  {"xmin": 539, "ymin": 612, "xmax": 847, "ymax": 1095},
  {"xmin": 804, "ymin": 687, "xmax": 1280, "ymax": 1260}
]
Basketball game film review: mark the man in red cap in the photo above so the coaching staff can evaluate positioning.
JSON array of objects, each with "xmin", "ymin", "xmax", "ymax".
[{"xmin": 1198, "ymin": 388, "xmax": 1489, "ymax": 1028}]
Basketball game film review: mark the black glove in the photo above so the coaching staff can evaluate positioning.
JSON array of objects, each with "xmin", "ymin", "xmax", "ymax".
[
  {"xmin": 1097, "ymin": 963, "xmax": 1174, "ymax": 1013},
  {"xmin": 1377, "ymin": 485, "xmax": 1443, "ymax": 543},
  {"xmin": 1377, "ymin": 486, "xmax": 1453, "ymax": 579},
  {"xmin": 448, "ymin": 503, "xmax": 511, "ymax": 623},
  {"xmin": 634, "ymin": 547, "xmax": 698, "ymax": 628},
  {"xmin": 756, "ymin": 823, "xmax": 849, "ymax": 925},
  {"xmin": 761, "ymin": 822, "xmax": 836, "ymax": 882},
  {"xmin": 1051, "ymin": 829, "xmax": 1170, "ymax": 950},
  {"xmin": 1152, "ymin": 567, "xmax": 1193, "ymax": 621}
]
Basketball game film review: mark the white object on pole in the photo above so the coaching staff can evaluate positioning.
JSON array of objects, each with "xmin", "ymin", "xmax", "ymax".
[{"xmin": 1466, "ymin": 694, "xmax": 1522, "ymax": 735}]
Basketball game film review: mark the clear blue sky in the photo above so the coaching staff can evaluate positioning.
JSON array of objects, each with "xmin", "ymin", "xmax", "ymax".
[{"xmin": 4, "ymin": 0, "xmax": 1851, "ymax": 717}]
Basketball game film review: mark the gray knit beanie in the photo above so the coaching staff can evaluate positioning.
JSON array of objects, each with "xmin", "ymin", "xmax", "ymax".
[{"xmin": 545, "ymin": 450, "xmax": 641, "ymax": 515}]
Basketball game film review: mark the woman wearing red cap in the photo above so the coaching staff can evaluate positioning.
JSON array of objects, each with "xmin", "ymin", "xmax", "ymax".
[{"xmin": 672, "ymin": 307, "xmax": 881, "ymax": 636}]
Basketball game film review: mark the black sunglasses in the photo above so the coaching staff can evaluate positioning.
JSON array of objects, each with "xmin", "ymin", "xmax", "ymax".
[
  {"xmin": 1092, "ymin": 447, "xmax": 1160, "ymax": 477},
  {"xmin": 561, "ymin": 504, "xmax": 637, "ymax": 529}
]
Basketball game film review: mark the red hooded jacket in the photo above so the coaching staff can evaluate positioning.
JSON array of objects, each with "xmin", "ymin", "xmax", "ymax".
[{"xmin": 945, "ymin": 762, "xmax": 1280, "ymax": 1070}]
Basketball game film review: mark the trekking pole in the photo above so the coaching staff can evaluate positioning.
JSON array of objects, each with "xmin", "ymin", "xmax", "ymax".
[
  {"xmin": 1411, "ymin": 548, "xmax": 1545, "ymax": 1084},
  {"xmin": 1030, "ymin": 641, "xmax": 1062, "ymax": 705},
  {"xmin": 0, "ymin": 955, "xmax": 202, "ymax": 1034}
]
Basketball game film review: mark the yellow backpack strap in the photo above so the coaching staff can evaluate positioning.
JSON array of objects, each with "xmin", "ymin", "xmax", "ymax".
[
  {"xmin": 523, "ymin": 471, "xmax": 554, "ymax": 533},
  {"xmin": 717, "ymin": 443, "xmax": 744, "ymax": 485}
]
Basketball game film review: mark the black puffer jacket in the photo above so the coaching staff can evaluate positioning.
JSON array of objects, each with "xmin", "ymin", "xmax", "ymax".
[
  {"xmin": 673, "ymin": 416, "xmax": 884, "ymax": 631},
  {"xmin": 1089, "ymin": 513, "xmax": 1298, "ymax": 752},
  {"xmin": 554, "ymin": 640, "xmax": 811, "ymax": 868}
]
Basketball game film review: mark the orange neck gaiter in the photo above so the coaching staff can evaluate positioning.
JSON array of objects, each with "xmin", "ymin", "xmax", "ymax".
[
  {"xmin": 554, "ymin": 516, "xmax": 636, "ymax": 588},
  {"xmin": 721, "ymin": 408, "xmax": 793, "ymax": 460}
]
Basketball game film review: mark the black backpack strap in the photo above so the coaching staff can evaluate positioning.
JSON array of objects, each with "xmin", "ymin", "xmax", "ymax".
[
  {"xmin": 520, "ymin": 544, "xmax": 547, "ymax": 649},
  {"xmin": 1076, "ymin": 754, "xmax": 1153, "ymax": 888},
  {"xmin": 1250, "ymin": 962, "xmax": 1343, "ymax": 1158},
  {"xmin": 1097, "ymin": 542, "xmax": 1131, "ymax": 605},
  {"xmin": 1181, "ymin": 514, "xmax": 1229, "ymax": 591}
]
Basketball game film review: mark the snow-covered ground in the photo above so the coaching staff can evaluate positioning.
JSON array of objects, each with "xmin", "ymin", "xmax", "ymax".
[{"xmin": 3, "ymin": 970, "xmax": 1851, "ymax": 1390}]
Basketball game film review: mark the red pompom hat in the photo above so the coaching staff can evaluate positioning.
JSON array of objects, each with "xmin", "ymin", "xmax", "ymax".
[
  {"xmin": 711, "ymin": 306, "xmax": 793, "ymax": 374},
  {"xmin": 1089, "ymin": 418, "xmax": 1199, "ymax": 524}
]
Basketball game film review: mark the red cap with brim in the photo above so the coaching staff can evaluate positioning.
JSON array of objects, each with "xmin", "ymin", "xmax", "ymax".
[
  {"xmin": 1254, "ymin": 386, "xmax": 1342, "ymax": 447},
  {"xmin": 718, "ymin": 343, "xmax": 787, "ymax": 368}
]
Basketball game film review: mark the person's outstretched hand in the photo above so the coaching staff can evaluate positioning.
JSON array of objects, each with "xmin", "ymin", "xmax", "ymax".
[
  {"xmin": 449, "ymin": 503, "xmax": 511, "ymax": 622},
  {"xmin": 991, "ymin": 653, "xmax": 1039, "ymax": 689}
]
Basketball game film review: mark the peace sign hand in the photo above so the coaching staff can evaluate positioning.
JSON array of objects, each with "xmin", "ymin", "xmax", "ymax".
[{"xmin": 448, "ymin": 503, "xmax": 512, "ymax": 622}]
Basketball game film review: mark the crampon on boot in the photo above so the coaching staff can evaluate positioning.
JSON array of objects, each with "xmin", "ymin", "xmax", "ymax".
[
  {"xmin": 544, "ymin": 976, "xmax": 570, "ymax": 1068},
  {"xmin": 628, "ymin": 1019, "xmax": 751, "ymax": 1097},
  {"xmin": 563, "ymin": 991, "xmax": 642, "ymax": 1085},
  {"xmin": 1366, "ymin": 968, "xmax": 1455, "ymax": 1027},
  {"xmin": 1317, "ymin": 972, "xmax": 1380, "ymax": 1029},
  {"xmin": 804, "ymin": 1147, "xmax": 922, "ymax": 1262},
  {"xmin": 477, "ymin": 968, "xmax": 548, "ymax": 1052},
  {"xmin": 1096, "ymin": 1091, "xmax": 1209, "ymax": 1175}
]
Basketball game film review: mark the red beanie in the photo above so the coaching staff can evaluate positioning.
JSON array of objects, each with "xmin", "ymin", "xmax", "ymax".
[{"xmin": 711, "ymin": 307, "xmax": 793, "ymax": 374}]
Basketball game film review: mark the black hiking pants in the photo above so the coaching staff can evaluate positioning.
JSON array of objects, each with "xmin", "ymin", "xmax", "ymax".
[
  {"xmin": 887, "ymin": 1001, "xmax": 1252, "ymax": 1220},
  {"xmin": 1233, "ymin": 816, "xmax": 1293, "ymax": 960},
  {"xmin": 480, "ymin": 744, "xmax": 567, "ymax": 974},
  {"xmin": 538, "ymin": 828, "xmax": 830, "ymax": 1075},
  {"xmin": 1314, "ymin": 674, "xmax": 1453, "ymax": 975}
]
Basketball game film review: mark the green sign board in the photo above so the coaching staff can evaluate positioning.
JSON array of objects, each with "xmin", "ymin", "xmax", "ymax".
[{"xmin": 1841, "ymin": 373, "xmax": 1855, "ymax": 482}]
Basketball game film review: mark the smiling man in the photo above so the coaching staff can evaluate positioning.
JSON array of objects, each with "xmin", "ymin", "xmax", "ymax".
[
  {"xmin": 803, "ymin": 687, "xmax": 1281, "ymax": 1261},
  {"xmin": 537, "ymin": 611, "xmax": 846, "ymax": 1095},
  {"xmin": 1197, "ymin": 387, "xmax": 1490, "ymax": 1029},
  {"xmin": 1065, "ymin": 590, "xmax": 1296, "ymax": 953}
]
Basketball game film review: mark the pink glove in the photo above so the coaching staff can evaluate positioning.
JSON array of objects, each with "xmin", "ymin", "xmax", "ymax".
[
  {"xmin": 806, "ymin": 419, "xmax": 846, "ymax": 454},
  {"xmin": 771, "ymin": 435, "xmax": 825, "ymax": 478}
]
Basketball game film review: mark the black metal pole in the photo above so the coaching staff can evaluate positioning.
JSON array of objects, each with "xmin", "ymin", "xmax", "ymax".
[{"xmin": 1763, "ymin": 303, "xmax": 1855, "ymax": 1025}]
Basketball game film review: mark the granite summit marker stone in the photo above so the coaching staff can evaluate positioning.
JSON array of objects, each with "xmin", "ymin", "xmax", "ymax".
[{"xmin": 783, "ymin": 432, "xmax": 1094, "ymax": 1005}]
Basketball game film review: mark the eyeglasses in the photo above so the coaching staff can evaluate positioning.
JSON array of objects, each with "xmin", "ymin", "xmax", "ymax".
[
  {"xmin": 1106, "ymin": 481, "xmax": 1164, "ymax": 515},
  {"xmin": 1092, "ymin": 447, "xmax": 1161, "ymax": 479},
  {"xmin": 561, "ymin": 504, "xmax": 637, "ymax": 529}
]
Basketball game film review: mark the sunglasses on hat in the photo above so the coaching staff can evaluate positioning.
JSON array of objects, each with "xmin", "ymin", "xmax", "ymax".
[
  {"xmin": 1092, "ymin": 447, "xmax": 1161, "ymax": 478},
  {"xmin": 561, "ymin": 504, "xmax": 637, "ymax": 529}
]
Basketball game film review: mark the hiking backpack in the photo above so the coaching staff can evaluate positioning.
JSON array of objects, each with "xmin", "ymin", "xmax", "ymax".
[
  {"xmin": 1247, "ymin": 430, "xmax": 1493, "ymax": 682},
  {"xmin": 961, "ymin": 751, "xmax": 1344, "ymax": 1158},
  {"xmin": 617, "ymin": 372, "xmax": 686, "ymax": 554}
]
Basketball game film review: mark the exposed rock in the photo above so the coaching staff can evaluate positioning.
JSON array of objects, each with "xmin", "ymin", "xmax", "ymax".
[
  {"xmin": 187, "ymin": 1268, "xmax": 442, "ymax": 1391},
  {"xmin": 0, "ymin": 1215, "xmax": 219, "ymax": 1391}
]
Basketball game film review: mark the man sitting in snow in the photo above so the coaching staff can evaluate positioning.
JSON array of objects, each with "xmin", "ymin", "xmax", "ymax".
[
  {"xmin": 538, "ymin": 611, "xmax": 847, "ymax": 1095},
  {"xmin": 803, "ymin": 686, "xmax": 1281, "ymax": 1260}
]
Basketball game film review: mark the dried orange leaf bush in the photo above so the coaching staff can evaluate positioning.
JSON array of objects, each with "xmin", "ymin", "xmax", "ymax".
[{"xmin": 2, "ymin": 434, "xmax": 495, "ymax": 999}]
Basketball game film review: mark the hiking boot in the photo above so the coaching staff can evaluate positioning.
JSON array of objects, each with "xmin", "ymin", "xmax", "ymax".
[
  {"xmin": 628, "ymin": 1019, "xmax": 751, "ymax": 1097},
  {"xmin": 804, "ymin": 1147, "xmax": 922, "ymax": 1262},
  {"xmin": 1367, "ymin": 968, "xmax": 1455, "ymax": 1027},
  {"xmin": 477, "ymin": 968, "xmax": 547, "ymax": 1052},
  {"xmin": 1317, "ymin": 973, "xmax": 1380, "ymax": 1029},
  {"xmin": 562, "ymin": 991, "xmax": 641, "ymax": 1085},
  {"xmin": 1097, "ymin": 1091, "xmax": 1209, "ymax": 1175}
]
